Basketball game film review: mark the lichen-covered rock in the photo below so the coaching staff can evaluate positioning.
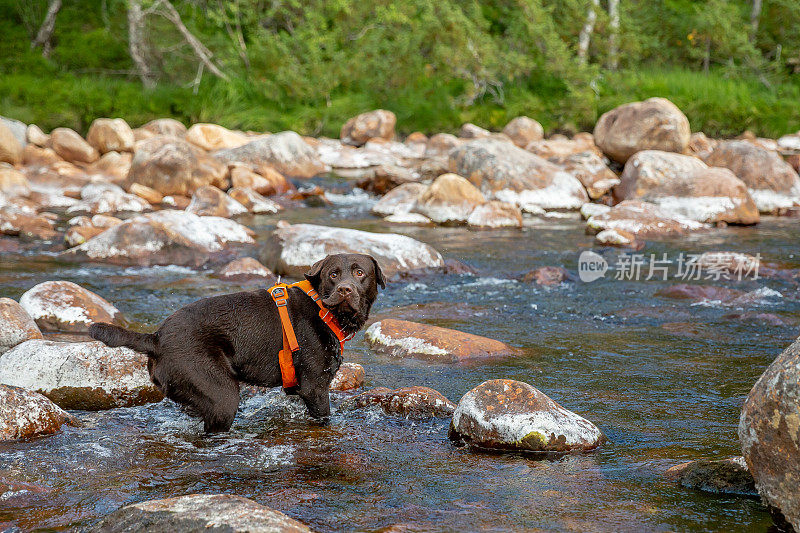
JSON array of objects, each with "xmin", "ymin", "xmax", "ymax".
[
  {"xmin": 214, "ymin": 131, "xmax": 325, "ymax": 179},
  {"xmin": 185, "ymin": 123, "xmax": 250, "ymax": 151},
  {"xmin": 261, "ymin": 223, "xmax": 444, "ymax": 278},
  {"xmin": 126, "ymin": 136, "xmax": 227, "ymax": 196},
  {"xmin": 228, "ymin": 187, "xmax": 281, "ymax": 214},
  {"xmin": 217, "ymin": 257, "xmax": 276, "ymax": 281},
  {"xmin": 186, "ymin": 185, "xmax": 248, "ymax": 217},
  {"xmin": 371, "ymin": 182, "xmax": 427, "ymax": 217},
  {"xmin": 585, "ymin": 200, "xmax": 705, "ymax": 238},
  {"xmin": 0, "ymin": 340, "xmax": 163, "ymax": 410},
  {"xmin": 0, "ymin": 298, "xmax": 42, "ymax": 354},
  {"xmin": 703, "ymin": 140, "xmax": 800, "ymax": 213},
  {"xmin": 94, "ymin": 494, "xmax": 311, "ymax": 533},
  {"xmin": 62, "ymin": 210, "xmax": 255, "ymax": 267},
  {"xmin": 341, "ymin": 109, "xmax": 396, "ymax": 146},
  {"xmin": 449, "ymin": 379, "xmax": 605, "ymax": 454},
  {"xmin": 0, "ymin": 384, "xmax": 78, "ymax": 441},
  {"xmin": 502, "ymin": 116, "xmax": 544, "ymax": 148},
  {"xmin": 365, "ymin": 319, "xmax": 517, "ymax": 363},
  {"xmin": 349, "ymin": 386, "xmax": 455, "ymax": 418},
  {"xmin": 593, "ymin": 97, "xmax": 691, "ymax": 163},
  {"xmin": 86, "ymin": 118, "xmax": 135, "ymax": 154},
  {"xmin": 412, "ymin": 173, "xmax": 485, "ymax": 224},
  {"xmin": 19, "ymin": 281, "xmax": 125, "ymax": 333},
  {"xmin": 50, "ymin": 127, "xmax": 99, "ymax": 164},
  {"xmin": 739, "ymin": 336, "xmax": 800, "ymax": 530},
  {"xmin": 449, "ymin": 138, "xmax": 588, "ymax": 211},
  {"xmin": 665, "ymin": 457, "xmax": 757, "ymax": 496},
  {"xmin": 466, "ymin": 201, "xmax": 523, "ymax": 229},
  {"xmin": 0, "ymin": 122, "xmax": 23, "ymax": 165},
  {"xmin": 614, "ymin": 150, "xmax": 759, "ymax": 225},
  {"xmin": 330, "ymin": 362, "xmax": 365, "ymax": 392}
]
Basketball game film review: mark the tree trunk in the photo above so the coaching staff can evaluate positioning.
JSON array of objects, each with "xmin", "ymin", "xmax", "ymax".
[
  {"xmin": 750, "ymin": 0, "xmax": 762, "ymax": 42},
  {"xmin": 31, "ymin": 0, "xmax": 62, "ymax": 58},
  {"xmin": 128, "ymin": 0, "xmax": 156, "ymax": 88},
  {"xmin": 578, "ymin": 0, "xmax": 600, "ymax": 65},
  {"xmin": 608, "ymin": 0, "xmax": 620, "ymax": 70}
]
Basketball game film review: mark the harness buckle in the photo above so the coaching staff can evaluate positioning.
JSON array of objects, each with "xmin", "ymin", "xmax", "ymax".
[{"xmin": 270, "ymin": 286, "xmax": 287, "ymax": 299}]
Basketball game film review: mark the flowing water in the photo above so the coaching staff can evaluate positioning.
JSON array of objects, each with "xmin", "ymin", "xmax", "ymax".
[{"xmin": 1, "ymin": 185, "xmax": 799, "ymax": 532}]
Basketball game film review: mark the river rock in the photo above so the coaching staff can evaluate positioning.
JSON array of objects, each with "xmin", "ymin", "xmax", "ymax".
[
  {"xmin": 94, "ymin": 494, "xmax": 311, "ymax": 533},
  {"xmin": 230, "ymin": 164, "xmax": 292, "ymax": 196},
  {"xmin": 502, "ymin": 116, "xmax": 544, "ymax": 148},
  {"xmin": 89, "ymin": 151, "xmax": 133, "ymax": 182},
  {"xmin": 425, "ymin": 133, "xmax": 462, "ymax": 157},
  {"xmin": 0, "ymin": 122, "xmax": 23, "ymax": 165},
  {"xmin": 330, "ymin": 362, "xmax": 365, "ymax": 391},
  {"xmin": 0, "ymin": 340, "xmax": 162, "ymax": 410},
  {"xmin": 739, "ymin": 335, "xmax": 800, "ymax": 530},
  {"xmin": 128, "ymin": 183, "xmax": 163, "ymax": 205},
  {"xmin": 1, "ymin": 117, "xmax": 27, "ymax": 147},
  {"xmin": 50, "ymin": 128, "xmax": 99, "ymax": 164},
  {"xmin": 595, "ymin": 228, "xmax": 641, "ymax": 249},
  {"xmin": 466, "ymin": 201, "xmax": 523, "ymax": 229},
  {"xmin": 228, "ymin": 187, "xmax": 281, "ymax": 214},
  {"xmin": 0, "ymin": 206, "xmax": 58, "ymax": 241},
  {"xmin": 0, "ymin": 166, "xmax": 29, "ymax": 196},
  {"xmin": 185, "ymin": 123, "xmax": 250, "ymax": 151},
  {"xmin": 341, "ymin": 109, "xmax": 396, "ymax": 146},
  {"xmin": 449, "ymin": 138, "xmax": 588, "ymax": 211},
  {"xmin": 521, "ymin": 266, "xmax": 571, "ymax": 285},
  {"xmin": 214, "ymin": 131, "xmax": 325, "ymax": 179},
  {"xmin": 525, "ymin": 134, "xmax": 599, "ymax": 159},
  {"xmin": 126, "ymin": 136, "xmax": 227, "ymax": 196},
  {"xmin": 19, "ymin": 281, "xmax": 125, "ymax": 333},
  {"xmin": 365, "ymin": 319, "xmax": 516, "ymax": 363},
  {"xmin": 186, "ymin": 185, "xmax": 248, "ymax": 217},
  {"xmin": 656, "ymin": 283, "xmax": 745, "ymax": 303},
  {"xmin": 449, "ymin": 379, "xmax": 606, "ymax": 454},
  {"xmin": 412, "ymin": 173, "xmax": 485, "ymax": 224},
  {"xmin": 614, "ymin": 150, "xmax": 759, "ymax": 225},
  {"xmin": 0, "ymin": 384, "xmax": 78, "ymax": 441},
  {"xmin": 86, "ymin": 118, "xmax": 135, "ymax": 154},
  {"xmin": 140, "ymin": 118, "xmax": 187, "ymax": 138},
  {"xmin": 261, "ymin": 223, "xmax": 444, "ymax": 278},
  {"xmin": 593, "ymin": 97, "xmax": 691, "ymax": 163},
  {"xmin": 65, "ymin": 225, "xmax": 106, "ymax": 247},
  {"xmin": 371, "ymin": 182, "xmax": 427, "ymax": 217},
  {"xmin": 585, "ymin": 200, "xmax": 705, "ymax": 238},
  {"xmin": 0, "ymin": 298, "xmax": 42, "ymax": 354},
  {"xmin": 551, "ymin": 151, "xmax": 619, "ymax": 199},
  {"xmin": 703, "ymin": 140, "xmax": 800, "ymax": 213},
  {"xmin": 62, "ymin": 210, "xmax": 255, "ymax": 267},
  {"xmin": 68, "ymin": 183, "xmax": 151, "ymax": 216},
  {"xmin": 349, "ymin": 386, "xmax": 455, "ymax": 418},
  {"xmin": 26, "ymin": 124, "xmax": 49, "ymax": 147},
  {"xmin": 22, "ymin": 145, "xmax": 60, "ymax": 167},
  {"xmin": 218, "ymin": 257, "xmax": 276, "ymax": 281},
  {"xmin": 665, "ymin": 457, "xmax": 757, "ymax": 496}
]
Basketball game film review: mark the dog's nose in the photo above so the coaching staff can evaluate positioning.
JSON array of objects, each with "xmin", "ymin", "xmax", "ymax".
[{"xmin": 337, "ymin": 285, "xmax": 353, "ymax": 296}]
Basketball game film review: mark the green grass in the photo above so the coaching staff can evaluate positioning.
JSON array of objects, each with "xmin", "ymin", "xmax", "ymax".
[{"xmin": 1, "ymin": 67, "xmax": 798, "ymax": 139}]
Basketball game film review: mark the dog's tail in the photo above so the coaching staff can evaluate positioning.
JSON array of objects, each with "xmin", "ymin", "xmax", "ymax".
[{"xmin": 89, "ymin": 322, "xmax": 157, "ymax": 357}]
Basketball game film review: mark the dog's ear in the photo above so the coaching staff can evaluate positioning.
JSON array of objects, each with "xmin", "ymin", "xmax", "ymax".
[
  {"xmin": 368, "ymin": 255, "xmax": 386, "ymax": 289},
  {"xmin": 304, "ymin": 257, "xmax": 328, "ymax": 287}
]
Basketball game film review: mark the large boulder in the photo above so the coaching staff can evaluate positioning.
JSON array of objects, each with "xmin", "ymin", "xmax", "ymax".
[
  {"xmin": 365, "ymin": 319, "xmax": 517, "ymax": 363},
  {"xmin": 348, "ymin": 386, "xmax": 455, "ymax": 418},
  {"xmin": 185, "ymin": 123, "xmax": 251, "ymax": 151},
  {"xmin": 586, "ymin": 200, "xmax": 705, "ymax": 238},
  {"xmin": 126, "ymin": 136, "xmax": 227, "ymax": 197},
  {"xmin": 370, "ymin": 182, "xmax": 427, "ymax": 217},
  {"xmin": 739, "ymin": 336, "xmax": 800, "ymax": 530},
  {"xmin": 614, "ymin": 150, "xmax": 759, "ymax": 225},
  {"xmin": 19, "ymin": 281, "xmax": 125, "ymax": 333},
  {"xmin": 261, "ymin": 223, "xmax": 444, "ymax": 278},
  {"xmin": 502, "ymin": 116, "xmax": 544, "ymax": 148},
  {"xmin": 94, "ymin": 494, "xmax": 312, "ymax": 533},
  {"xmin": 0, "ymin": 384, "xmax": 78, "ymax": 441},
  {"xmin": 0, "ymin": 340, "xmax": 163, "ymax": 410},
  {"xmin": 0, "ymin": 298, "xmax": 43, "ymax": 354},
  {"xmin": 86, "ymin": 118, "xmax": 135, "ymax": 154},
  {"xmin": 593, "ymin": 97, "xmax": 691, "ymax": 163},
  {"xmin": 50, "ymin": 127, "xmax": 99, "ymax": 164},
  {"xmin": 449, "ymin": 379, "xmax": 606, "ymax": 454},
  {"xmin": 449, "ymin": 138, "xmax": 588, "ymax": 211},
  {"xmin": 412, "ymin": 173, "xmax": 485, "ymax": 224},
  {"xmin": 214, "ymin": 131, "xmax": 325, "ymax": 179},
  {"xmin": 703, "ymin": 140, "xmax": 800, "ymax": 213},
  {"xmin": 0, "ymin": 122, "xmax": 23, "ymax": 165},
  {"xmin": 62, "ymin": 210, "xmax": 255, "ymax": 267},
  {"xmin": 186, "ymin": 185, "xmax": 248, "ymax": 218},
  {"xmin": 341, "ymin": 109, "xmax": 396, "ymax": 146}
]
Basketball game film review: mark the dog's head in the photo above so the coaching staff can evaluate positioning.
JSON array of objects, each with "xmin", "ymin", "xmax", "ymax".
[{"xmin": 305, "ymin": 253, "xmax": 385, "ymax": 334}]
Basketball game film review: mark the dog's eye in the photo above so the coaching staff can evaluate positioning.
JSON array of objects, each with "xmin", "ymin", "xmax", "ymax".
[
  {"xmin": 330, "ymin": 272, "xmax": 338, "ymax": 279},
  {"xmin": 355, "ymin": 269, "xmax": 364, "ymax": 277}
]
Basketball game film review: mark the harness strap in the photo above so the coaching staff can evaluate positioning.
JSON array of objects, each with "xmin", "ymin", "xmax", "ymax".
[{"xmin": 268, "ymin": 280, "xmax": 353, "ymax": 390}]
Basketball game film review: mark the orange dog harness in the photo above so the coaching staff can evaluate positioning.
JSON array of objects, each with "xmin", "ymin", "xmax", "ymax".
[{"xmin": 268, "ymin": 280, "xmax": 353, "ymax": 389}]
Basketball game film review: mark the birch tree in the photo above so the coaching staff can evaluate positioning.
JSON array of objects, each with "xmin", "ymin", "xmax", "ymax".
[
  {"xmin": 30, "ymin": 0, "xmax": 62, "ymax": 58},
  {"xmin": 608, "ymin": 0, "xmax": 620, "ymax": 70},
  {"xmin": 578, "ymin": 0, "xmax": 600, "ymax": 65}
]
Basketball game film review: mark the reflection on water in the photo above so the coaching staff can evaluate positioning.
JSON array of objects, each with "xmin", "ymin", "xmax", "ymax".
[{"xmin": 1, "ymin": 194, "xmax": 797, "ymax": 531}]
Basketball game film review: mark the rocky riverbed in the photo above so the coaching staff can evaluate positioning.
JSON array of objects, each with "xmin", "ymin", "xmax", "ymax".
[{"xmin": 1, "ymin": 105, "xmax": 800, "ymax": 531}]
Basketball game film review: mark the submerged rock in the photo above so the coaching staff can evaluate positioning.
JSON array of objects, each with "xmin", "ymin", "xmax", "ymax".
[
  {"xmin": 214, "ymin": 131, "xmax": 325, "ymax": 179},
  {"xmin": 449, "ymin": 379, "xmax": 605, "ymax": 454},
  {"xmin": 0, "ymin": 297, "xmax": 43, "ymax": 354},
  {"xmin": 365, "ymin": 319, "xmax": 517, "ymax": 363},
  {"xmin": 94, "ymin": 494, "xmax": 312, "ymax": 533},
  {"xmin": 348, "ymin": 386, "xmax": 455, "ymax": 418},
  {"xmin": 0, "ymin": 384, "xmax": 78, "ymax": 441},
  {"xmin": 665, "ymin": 456, "xmax": 757, "ymax": 496},
  {"xmin": 739, "ymin": 336, "xmax": 800, "ymax": 530},
  {"xmin": 585, "ymin": 200, "xmax": 705, "ymax": 238},
  {"xmin": 19, "ymin": 281, "xmax": 125, "ymax": 333},
  {"xmin": 520, "ymin": 266, "xmax": 571, "ymax": 285},
  {"xmin": 341, "ymin": 109, "xmax": 396, "ymax": 146},
  {"xmin": 261, "ymin": 223, "xmax": 444, "ymax": 278},
  {"xmin": 330, "ymin": 362, "xmax": 366, "ymax": 392}
]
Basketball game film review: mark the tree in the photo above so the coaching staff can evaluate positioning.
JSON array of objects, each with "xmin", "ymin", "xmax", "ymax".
[
  {"xmin": 608, "ymin": 0, "xmax": 620, "ymax": 69},
  {"xmin": 30, "ymin": 0, "xmax": 61, "ymax": 58},
  {"xmin": 578, "ymin": 0, "xmax": 600, "ymax": 65}
]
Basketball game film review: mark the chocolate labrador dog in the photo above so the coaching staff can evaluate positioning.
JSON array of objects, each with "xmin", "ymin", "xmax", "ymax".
[{"xmin": 89, "ymin": 253, "xmax": 385, "ymax": 432}]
